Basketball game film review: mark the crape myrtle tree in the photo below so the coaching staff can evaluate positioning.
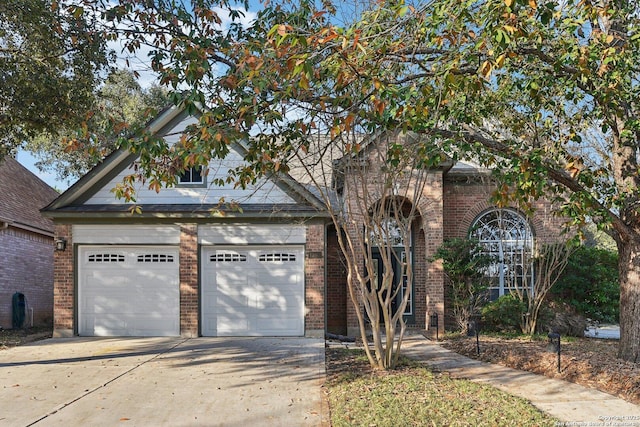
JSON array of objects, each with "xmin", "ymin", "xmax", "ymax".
[
  {"xmin": 299, "ymin": 130, "xmax": 440, "ymax": 369},
  {"xmin": 83, "ymin": 0, "xmax": 448, "ymax": 368},
  {"xmin": 86, "ymin": 0, "xmax": 640, "ymax": 362},
  {"xmin": 516, "ymin": 241, "xmax": 575, "ymax": 335}
]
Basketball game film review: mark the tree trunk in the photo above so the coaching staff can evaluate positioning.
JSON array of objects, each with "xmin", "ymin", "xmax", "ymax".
[{"xmin": 617, "ymin": 239, "xmax": 640, "ymax": 362}]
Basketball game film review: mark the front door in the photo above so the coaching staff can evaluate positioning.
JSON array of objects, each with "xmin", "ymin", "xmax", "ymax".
[{"xmin": 370, "ymin": 247, "xmax": 415, "ymax": 325}]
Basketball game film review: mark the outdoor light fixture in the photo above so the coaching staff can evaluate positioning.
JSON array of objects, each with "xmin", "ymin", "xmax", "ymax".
[
  {"xmin": 430, "ymin": 313, "xmax": 439, "ymax": 341},
  {"xmin": 548, "ymin": 332, "xmax": 561, "ymax": 373},
  {"xmin": 55, "ymin": 238, "xmax": 67, "ymax": 252},
  {"xmin": 467, "ymin": 315, "xmax": 481, "ymax": 355}
]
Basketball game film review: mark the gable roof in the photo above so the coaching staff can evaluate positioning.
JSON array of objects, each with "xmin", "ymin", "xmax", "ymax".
[
  {"xmin": 42, "ymin": 103, "xmax": 328, "ymax": 220},
  {"xmin": 0, "ymin": 157, "xmax": 58, "ymax": 235}
]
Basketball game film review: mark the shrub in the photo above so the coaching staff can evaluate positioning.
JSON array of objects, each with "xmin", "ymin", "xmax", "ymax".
[
  {"xmin": 431, "ymin": 238, "xmax": 492, "ymax": 333},
  {"xmin": 481, "ymin": 294, "xmax": 526, "ymax": 333},
  {"xmin": 549, "ymin": 246, "xmax": 619, "ymax": 323}
]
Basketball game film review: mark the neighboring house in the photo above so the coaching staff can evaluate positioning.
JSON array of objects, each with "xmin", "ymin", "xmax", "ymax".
[
  {"xmin": 42, "ymin": 105, "xmax": 565, "ymax": 338},
  {"xmin": 0, "ymin": 157, "xmax": 59, "ymax": 329}
]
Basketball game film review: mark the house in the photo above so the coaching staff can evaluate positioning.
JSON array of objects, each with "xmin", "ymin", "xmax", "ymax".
[
  {"xmin": 0, "ymin": 157, "xmax": 59, "ymax": 329},
  {"xmin": 42, "ymin": 105, "xmax": 565, "ymax": 338}
]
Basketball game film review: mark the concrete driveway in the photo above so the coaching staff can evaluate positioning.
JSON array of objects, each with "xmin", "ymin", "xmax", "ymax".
[{"xmin": 0, "ymin": 337, "xmax": 327, "ymax": 427}]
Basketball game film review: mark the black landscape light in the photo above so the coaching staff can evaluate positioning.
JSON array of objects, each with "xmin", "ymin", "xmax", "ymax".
[
  {"xmin": 548, "ymin": 332, "xmax": 561, "ymax": 373},
  {"xmin": 430, "ymin": 313, "xmax": 439, "ymax": 341},
  {"xmin": 467, "ymin": 316, "xmax": 481, "ymax": 355}
]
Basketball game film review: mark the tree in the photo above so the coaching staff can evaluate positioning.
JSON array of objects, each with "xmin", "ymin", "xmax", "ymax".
[
  {"xmin": 551, "ymin": 246, "xmax": 620, "ymax": 323},
  {"xmin": 230, "ymin": 0, "xmax": 640, "ymax": 362},
  {"xmin": 516, "ymin": 241, "xmax": 574, "ymax": 335},
  {"xmin": 0, "ymin": 0, "xmax": 110, "ymax": 156},
  {"xmin": 311, "ymin": 131, "xmax": 439, "ymax": 368},
  {"xmin": 83, "ymin": 0, "xmax": 640, "ymax": 362},
  {"xmin": 25, "ymin": 69, "xmax": 170, "ymax": 181},
  {"xmin": 431, "ymin": 238, "xmax": 492, "ymax": 333}
]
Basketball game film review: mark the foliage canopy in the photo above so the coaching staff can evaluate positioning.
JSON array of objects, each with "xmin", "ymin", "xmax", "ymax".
[{"xmin": 0, "ymin": 0, "xmax": 110, "ymax": 156}]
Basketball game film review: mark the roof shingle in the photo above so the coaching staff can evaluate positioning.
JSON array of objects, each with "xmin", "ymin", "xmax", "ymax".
[{"xmin": 0, "ymin": 157, "xmax": 59, "ymax": 234}]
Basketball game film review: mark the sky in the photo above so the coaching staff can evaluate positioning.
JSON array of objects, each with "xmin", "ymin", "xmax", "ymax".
[{"xmin": 17, "ymin": 150, "xmax": 71, "ymax": 192}]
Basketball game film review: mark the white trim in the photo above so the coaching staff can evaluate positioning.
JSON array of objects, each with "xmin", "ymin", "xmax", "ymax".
[
  {"xmin": 72, "ymin": 224, "xmax": 181, "ymax": 244},
  {"xmin": 198, "ymin": 224, "xmax": 306, "ymax": 245}
]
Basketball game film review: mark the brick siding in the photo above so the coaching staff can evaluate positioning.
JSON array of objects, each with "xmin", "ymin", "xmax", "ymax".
[
  {"xmin": 326, "ymin": 225, "xmax": 347, "ymax": 335},
  {"xmin": 442, "ymin": 179, "xmax": 568, "ymax": 329},
  {"xmin": 333, "ymin": 139, "xmax": 447, "ymax": 336},
  {"xmin": 304, "ymin": 223, "xmax": 325, "ymax": 337},
  {"xmin": 53, "ymin": 224, "xmax": 73, "ymax": 336},
  {"xmin": 0, "ymin": 227, "xmax": 54, "ymax": 329},
  {"xmin": 179, "ymin": 224, "xmax": 198, "ymax": 337}
]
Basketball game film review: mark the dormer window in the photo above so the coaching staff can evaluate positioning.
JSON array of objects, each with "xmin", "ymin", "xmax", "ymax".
[{"xmin": 178, "ymin": 166, "xmax": 206, "ymax": 187}]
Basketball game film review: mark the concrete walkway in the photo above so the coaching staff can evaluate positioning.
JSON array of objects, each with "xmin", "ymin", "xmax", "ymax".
[
  {"xmin": 585, "ymin": 324, "xmax": 621, "ymax": 339},
  {"xmin": 399, "ymin": 335, "xmax": 640, "ymax": 424}
]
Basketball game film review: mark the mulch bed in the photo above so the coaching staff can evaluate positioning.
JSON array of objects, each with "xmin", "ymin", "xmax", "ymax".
[{"xmin": 441, "ymin": 335, "xmax": 640, "ymax": 405}]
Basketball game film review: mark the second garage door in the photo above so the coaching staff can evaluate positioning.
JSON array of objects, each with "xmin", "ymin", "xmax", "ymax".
[{"xmin": 201, "ymin": 246, "xmax": 304, "ymax": 336}]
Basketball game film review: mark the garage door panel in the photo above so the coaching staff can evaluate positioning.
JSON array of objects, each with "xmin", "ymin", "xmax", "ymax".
[
  {"xmin": 202, "ymin": 246, "xmax": 304, "ymax": 337},
  {"xmin": 78, "ymin": 246, "xmax": 179, "ymax": 337},
  {"xmin": 216, "ymin": 315, "xmax": 303, "ymax": 337},
  {"xmin": 256, "ymin": 316, "xmax": 302, "ymax": 333},
  {"xmin": 217, "ymin": 316, "xmax": 250, "ymax": 335}
]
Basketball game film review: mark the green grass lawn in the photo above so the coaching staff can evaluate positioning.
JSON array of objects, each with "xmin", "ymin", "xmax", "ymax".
[{"xmin": 325, "ymin": 348, "xmax": 557, "ymax": 427}]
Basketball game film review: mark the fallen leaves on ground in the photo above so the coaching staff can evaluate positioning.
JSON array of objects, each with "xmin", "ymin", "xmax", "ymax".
[
  {"xmin": 441, "ymin": 335, "xmax": 640, "ymax": 405},
  {"xmin": 0, "ymin": 327, "xmax": 52, "ymax": 350}
]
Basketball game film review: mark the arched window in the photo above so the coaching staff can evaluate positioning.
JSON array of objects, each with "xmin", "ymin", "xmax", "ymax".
[
  {"xmin": 369, "ymin": 218, "xmax": 409, "ymax": 247},
  {"xmin": 470, "ymin": 208, "xmax": 534, "ymax": 300}
]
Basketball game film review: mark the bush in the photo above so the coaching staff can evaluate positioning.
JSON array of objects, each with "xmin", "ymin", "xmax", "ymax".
[
  {"xmin": 481, "ymin": 294, "xmax": 526, "ymax": 333},
  {"xmin": 549, "ymin": 246, "xmax": 619, "ymax": 323},
  {"xmin": 431, "ymin": 238, "xmax": 492, "ymax": 333}
]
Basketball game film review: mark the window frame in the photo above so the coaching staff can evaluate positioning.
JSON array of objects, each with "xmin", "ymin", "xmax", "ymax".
[
  {"xmin": 177, "ymin": 166, "xmax": 206, "ymax": 188},
  {"xmin": 469, "ymin": 208, "xmax": 534, "ymax": 300}
]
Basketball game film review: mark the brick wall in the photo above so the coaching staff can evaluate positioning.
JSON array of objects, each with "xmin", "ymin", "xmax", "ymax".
[
  {"xmin": 0, "ymin": 227, "xmax": 54, "ymax": 329},
  {"xmin": 442, "ymin": 178, "xmax": 568, "ymax": 329},
  {"xmin": 443, "ymin": 178, "xmax": 565, "ymax": 243},
  {"xmin": 180, "ymin": 224, "xmax": 198, "ymax": 337},
  {"xmin": 416, "ymin": 174, "xmax": 445, "ymax": 338},
  {"xmin": 326, "ymin": 225, "xmax": 347, "ymax": 335},
  {"xmin": 53, "ymin": 224, "xmax": 73, "ymax": 336},
  {"xmin": 304, "ymin": 222, "xmax": 325, "ymax": 337},
  {"xmin": 334, "ymin": 137, "xmax": 447, "ymax": 336}
]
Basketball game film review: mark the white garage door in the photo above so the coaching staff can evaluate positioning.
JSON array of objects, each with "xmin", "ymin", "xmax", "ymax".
[
  {"xmin": 201, "ymin": 246, "xmax": 304, "ymax": 336},
  {"xmin": 78, "ymin": 246, "xmax": 180, "ymax": 337}
]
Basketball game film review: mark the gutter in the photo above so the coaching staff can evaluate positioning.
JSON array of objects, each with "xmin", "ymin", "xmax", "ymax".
[{"xmin": 0, "ymin": 217, "xmax": 54, "ymax": 237}]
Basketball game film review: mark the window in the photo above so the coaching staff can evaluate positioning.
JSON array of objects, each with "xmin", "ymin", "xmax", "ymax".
[
  {"xmin": 470, "ymin": 208, "xmax": 534, "ymax": 300},
  {"xmin": 178, "ymin": 166, "xmax": 205, "ymax": 186},
  {"xmin": 401, "ymin": 251, "xmax": 412, "ymax": 315},
  {"xmin": 137, "ymin": 254, "xmax": 175, "ymax": 263},
  {"xmin": 259, "ymin": 253, "xmax": 297, "ymax": 262},
  {"xmin": 88, "ymin": 253, "xmax": 125, "ymax": 263},
  {"xmin": 211, "ymin": 253, "xmax": 247, "ymax": 263},
  {"xmin": 369, "ymin": 218, "xmax": 410, "ymax": 247},
  {"xmin": 369, "ymin": 216, "xmax": 415, "ymax": 320}
]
